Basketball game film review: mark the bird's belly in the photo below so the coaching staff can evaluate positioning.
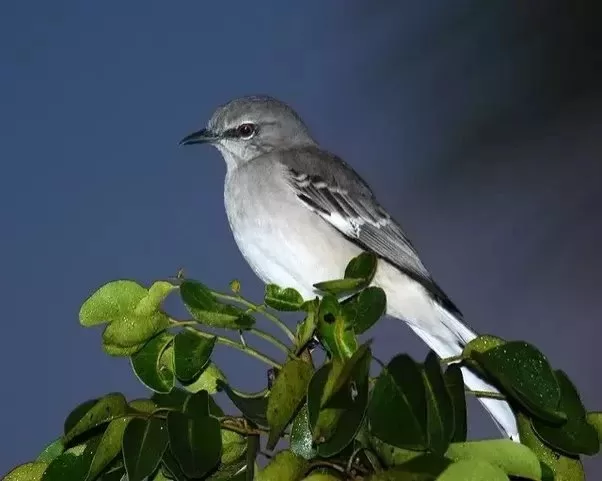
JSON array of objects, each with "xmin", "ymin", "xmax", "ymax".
[{"xmin": 226, "ymin": 196, "xmax": 362, "ymax": 298}]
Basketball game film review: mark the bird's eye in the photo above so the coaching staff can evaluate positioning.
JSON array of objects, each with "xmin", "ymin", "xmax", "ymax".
[{"xmin": 236, "ymin": 123, "xmax": 256, "ymax": 139}]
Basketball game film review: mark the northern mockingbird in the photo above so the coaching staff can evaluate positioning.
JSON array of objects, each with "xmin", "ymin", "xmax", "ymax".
[{"xmin": 180, "ymin": 95, "xmax": 519, "ymax": 441}]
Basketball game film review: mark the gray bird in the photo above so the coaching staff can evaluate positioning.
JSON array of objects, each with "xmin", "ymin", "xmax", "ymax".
[{"xmin": 181, "ymin": 95, "xmax": 519, "ymax": 441}]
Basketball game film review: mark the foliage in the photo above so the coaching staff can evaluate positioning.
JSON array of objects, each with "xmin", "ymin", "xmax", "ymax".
[{"xmin": 4, "ymin": 253, "xmax": 601, "ymax": 481}]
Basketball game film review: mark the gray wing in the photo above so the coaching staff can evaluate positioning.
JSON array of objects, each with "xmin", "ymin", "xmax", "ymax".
[{"xmin": 280, "ymin": 147, "xmax": 461, "ymax": 316}]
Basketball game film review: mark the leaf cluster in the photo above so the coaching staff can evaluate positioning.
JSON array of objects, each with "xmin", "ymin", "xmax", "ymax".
[{"xmin": 4, "ymin": 254, "xmax": 601, "ymax": 481}]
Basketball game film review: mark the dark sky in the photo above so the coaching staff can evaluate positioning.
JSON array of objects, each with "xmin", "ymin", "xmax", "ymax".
[{"xmin": 1, "ymin": 0, "xmax": 600, "ymax": 477}]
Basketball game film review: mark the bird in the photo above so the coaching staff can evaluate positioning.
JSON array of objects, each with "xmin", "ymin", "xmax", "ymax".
[{"xmin": 180, "ymin": 95, "xmax": 519, "ymax": 441}]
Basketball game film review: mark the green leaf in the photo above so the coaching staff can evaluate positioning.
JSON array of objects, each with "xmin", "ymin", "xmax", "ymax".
[
  {"xmin": 86, "ymin": 417, "xmax": 130, "ymax": 481},
  {"xmin": 517, "ymin": 411, "xmax": 585, "ymax": 481},
  {"xmin": 217, "ymin": 381, "xmax": 269, "ymax": 427},
  {"xmin": 42, "ymin": 440, "xmax": 98, "ymax": 481},
  {"xmin": 63, "ymin": 393, "xmax": 128, "ymax": 444},
  {"xmin": 342, "ymin": 287, "xmax": 386, "ymax": 335},
  {"xmin": 256, "ymin": 450, "xmax": 307, "ymax": 481},
  {"xmin": 301, "ymin": 474, "xmax": 341, "ymax": 481},
  {"xmin": 367, "ymin": 454, "xmax": 451, "ymax": 481},
  {"xmin": 532, "ymin": 370, "xmax": 599, "ymax": 456},
  {"xmin": 102, "ymin": 310, "xmax": 170, "ymax": 350},
  {"xmin": 161, "ymin": 449, "xmax": 189, "ymax": 481},
  {"xmin": 79, "ymin": 280, "xmax": 147, "ymax": 327},
  {"xmin": 102, "ymin": 341, "xmax": 146, "ymax": 357},
  {"xmin": 265, "ymin": 284, "xmax": 305, "ymax": 311},
  {"xmin": 182, "ymin": 361, "xmax": 227, "ymax": 395},
  {"xmin": 64, "ymin": 399, "xmax": 98, "ymax": 435},
  {"xmin": 443, "ymin": 365, "xmax": 467, "ymax": 443},
  {"xmin": 436, "ymin": 459, "xmax": 509, "ymax": 481},
  {"xmin": 586, "ymin": 412, "xmax": 602, "ymax": 444},
  {"xmin": 321, "ymin": 341, "xmax": 372, "ymax": 407},
  {"xmin": 4, "ymin": 463, "xmax": 48, "ymax": 481},
  {"xmin": 129, "ymin": 398, "xmax": 156, "ymax": 413},
  {"xmin": 151, "ymin": 388, "xmax": 190, "ymax": 411},
  {"xmin": 267, "ymin": 358, "xmax": 314, "ymax": 449},
  {"xmin": 98, "ymin": 458, "xmax": 126, "ymax": 481},
  {"xmin": 290, "ymin": 404, "xmax": 318, "ymax": 460},
  {"xmin": 421, "ymin": 351, "xmax": 454, "ymax": 453},
  {"xmin": 445, "ymin": 440, "xmax": 542, "ymax": 480},
  {"xmin": 131, "ymin": 332, "xmax": 175, "ymax": 393},
  {"xmin": 180, "ymin": 280, "xmax": 255, "ymax": 329},
  {"xmin": 368, "ymin": 437, "xmax": 422, "ymax": 468},
  {"xmin": 167, "ymin": 410, "xmax": 222, "ymax": 478},
  {"xmin": 173, "ymin": 330, "xmax": 216, "ymax": 381},
  {"xmin": 308, "ymin": 351, "xmax": 371, "ymax": 457},
  {"xmin": 344, "ymin": 252, "xmax": 378, "ymax": 281},
  {"xmin": 36, "ymin": 439, "xmax": 64, "ymax": 463},
  {"xmin": 134, "ymin": 280, "xmax": 176, "ymax": 317},
  {"xmin": 470, "ymin": 341, "xmax": 565, "ymax": 423},
  {"xmin": 220, "ymin": 429, "xmax": 247, "ymax": 464},
  {"xmin": 462, "ymin": 335, "xmax": 506, "ymax": 356},
  {"xmin": 295, "ymin": 299, "xmax": 319, "ymax": 352},
  {"xmin": 317, "ymin": 295, "xmax": 358, "ymax": 360},
  {"xmin": 368, "ymin": 354, "xmax": 428, "ymax": 450},
  {"xmin": 313, "ymin": 278, "xmax": 366, "ymax": 295},
  {"xmin": 123, "ymin": 417, "xmax": 168, "ymax": 481}
]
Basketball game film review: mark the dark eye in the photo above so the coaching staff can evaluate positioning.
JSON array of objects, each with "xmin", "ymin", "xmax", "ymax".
[{"xmin": 237, "ymin": 123, "xmax": 256, "ymax": 139}]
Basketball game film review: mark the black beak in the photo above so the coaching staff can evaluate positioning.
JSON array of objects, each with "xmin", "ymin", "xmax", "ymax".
[{"xmin": 179, "ymin": 128, "xmax": 219, "ymax": 146}]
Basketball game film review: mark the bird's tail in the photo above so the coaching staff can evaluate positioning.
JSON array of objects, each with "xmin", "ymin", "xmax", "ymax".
[{"xmin": 406, "ymin": 303, "xmax": 519, "ymax": 441}]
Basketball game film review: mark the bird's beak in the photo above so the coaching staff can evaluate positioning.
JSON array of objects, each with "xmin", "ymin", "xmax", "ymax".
[{"xmin": 179, "ymin": 128, "xmax": 219, "ymax": 146}]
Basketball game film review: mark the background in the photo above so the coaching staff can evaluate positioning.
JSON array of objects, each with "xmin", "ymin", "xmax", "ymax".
[{"xmin": 1, "ymin": 0, "xmax": 600, "ymax": 477}]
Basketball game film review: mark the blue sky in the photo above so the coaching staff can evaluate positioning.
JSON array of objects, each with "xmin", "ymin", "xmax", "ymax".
[{"xmin": 1, "ymin": 0, "xmax": 601, "ymax": 476}]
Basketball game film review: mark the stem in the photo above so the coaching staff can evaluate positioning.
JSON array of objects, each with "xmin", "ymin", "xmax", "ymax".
[
  {"xmin": 248, "ymin": 328, "xmax": 291, "ymax": 355},
  {"xmin": 170, "ymin": 321, "xmax": 283, "ymax": 369},
  {"xmin": 466, "ymin": 389, "xmax": 507, "ymax": 400},
  {"xmin": 212, "ymin": 291, "xmax": 296, "ymax": 343}
]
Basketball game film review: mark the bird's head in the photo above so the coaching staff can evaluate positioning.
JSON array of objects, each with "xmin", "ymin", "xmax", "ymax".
[{"xmin": 180, "ymin": 95, "xmax": 317, "ymax": 170}]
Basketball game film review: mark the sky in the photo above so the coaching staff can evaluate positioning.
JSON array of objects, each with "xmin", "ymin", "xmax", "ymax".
[{"xmin": 1, "ymin": 0, "xmax": 601, "ymax": 477}]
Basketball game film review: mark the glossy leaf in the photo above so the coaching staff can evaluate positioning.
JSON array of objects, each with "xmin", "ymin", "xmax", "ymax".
[
  {"xmin": 182, "ymin": 361, "xmax": 227, "ymax": 395},
  {"xmin": 256, "ymin": 450, "xmax": 307, "ymax": 481},
  {"xmin": 586, "ymin": 412, "xmax": 602, "ymax": 443},
  {"xmin": 63, "ymin": 393, "xmax": 128, "ymax": 444},
  {"xmin": 422, "ymin": 351, "xmax": 454, "ymax": 453},
  {"xmin": 102, "ymin": 309, "xmax": 170, "ymax": 350},
  {"xmin": 445, "ymin": 440, "xmax": 542, "ymax": 480},
  {"xmin": 86, "ymin": 417, "xmax": 131, "ymax": 481},
  {"xmin": 64, "ymin": 399, "xmax": 99, "ymax": 434},
  {"xmin": 220, "ymin": 429, "xmax": 247, "ymax": 464},
  {"xmin": 368, "ymin": 436, "xmax": 422, "ymax": 468},
  {"xmin": 123, "ymin": 417, "xmax": 168, "ymax": 481},
  {"xmin": 79, "ymin": 280, "xmax": 147, "ymax": 327},
  {"xmin": 167, "ymin": 410, "xmax": 222, "ymax": 478},
  {"xmin": 368, "ymin": 354, "xmax": 428, "ymax": 450},
  {"xmin": 321, "ymin": 341, "xmax": 372, "ymax": 407},
  {"xmin": 436, "ymin": 459, "xmax": 509, "ymax": 481},
  {"xmin": 133, "ymin": 280, "xmax": 176, "ymax": 317},
  {"xmin": 532, "ymin": 370, "xmax": 599, "ymax": 456},
  {"xmin": 102, "ymin": 341, "xmax": 145, "ymax": 357},
  {"xmin": 290, "ymin": 404, "xmax": 318, "ymax": 460},
  {"xmin": 295, "ymin": 299, "xmax": 319, "ymax": 352},
  {"xmin": 308, "ymin": 352, "xmax": 370, "ymax": 457},
  {"xmin": 317, "ymin": 294, "xmax": 357, "ymax": 360},
  {"xmin": 180, "ymin": 279, "xmax": 254, "ymax": 329},
  {"xmin": 152, "ymin": 388, "xmax": 190, "ymax": 411},
  {"xmin": 342, "ymin": 287, "xmax": 386, "ymax": 335},
  {"xmin": 471, "ymin": 341, "xmax": 565, "ymax": 423},
  {"xmin": 443, "ymin": 364, "xmax": 467, "ymax": 442},
  {"xmin": 344, "ymin": 252, "xmax": 378, "ymax": 281},
  {"xmin": 131, "ymin": 332, "xmax": 175, "ymax": 393},
  {"xmin": 301, "ymin": 474, "xmax": 341, "ymax": 481},
  {"xmin": 517, "ymin": 412, "xmax": 585, "ymax": 481},
  {"xmin": 129, "ymin": 398, "xmax": 156, "ymax": 413},
  {"xmin": 313, "ymin": 277, "xmax": 366, "ymax": 295},
  {"xmin": 98, "ymin": 458, "xmax": 126, "ymax": 481},
  {"xmin": 267, "ymin": 358, "xmax": 314, "ymax": 449},
  {"xmin": 217, "ymin": 381, "xmax": 269, "ymax": 427},
  {"xmin": 36, "ymin": 439, "xmax": 64, "ymax": 463},
  {"xmin": 174, "ymin": 329, "xmax": 216, "ymax": 381},
  {"xmin": 4, "ymin": 463, "xmax": 48, "ymax": 481},
  {"xmin": 161, "ymin": 449, "xmax": 189, "ymax": 481},
  {"xmin": 265, "ymin": 284, "xmax": 305, "ymax": 311},
  {"xmin": 42, "ymin": 440, "xmax": 98, "ymax": 481}
]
